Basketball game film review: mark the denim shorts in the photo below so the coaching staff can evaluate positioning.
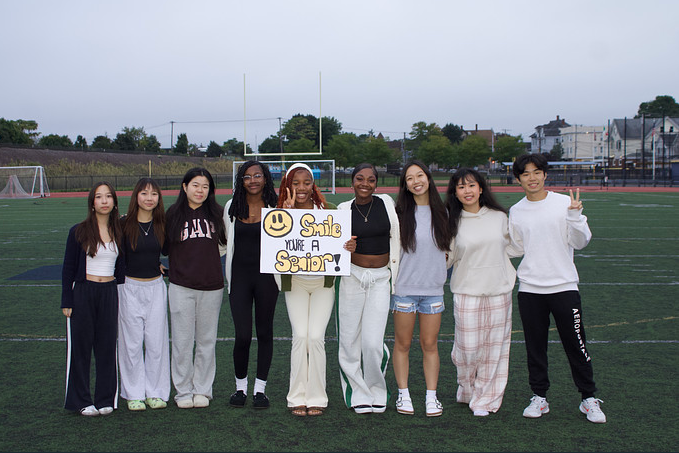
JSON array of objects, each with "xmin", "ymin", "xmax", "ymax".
[{"xmin": 390, "ymin": 294, "xmax": 445, "ymax": 314}]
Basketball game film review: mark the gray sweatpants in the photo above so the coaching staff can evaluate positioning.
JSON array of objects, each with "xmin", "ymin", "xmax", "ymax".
[{"xmin": 168, "ymin": 283, "xmax": 224, "ymax": 402}]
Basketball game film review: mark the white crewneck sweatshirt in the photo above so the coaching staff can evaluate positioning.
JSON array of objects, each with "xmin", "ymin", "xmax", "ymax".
[
  {"xmin": 449, "ymin": 207, "xmax": 516, "ymax": 296},
  {"xmin": 509, "ymin": 191, "xmax": 591, "ymax": 294}
]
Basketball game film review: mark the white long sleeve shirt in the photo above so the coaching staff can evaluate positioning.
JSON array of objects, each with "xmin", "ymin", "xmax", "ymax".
[
  {"xmin": 509, "ymin": 191, "xmax": 591, "ymax": 294},
  {"xmin": 449, "ymin": 207, "xmax": 517, "ymax": 297}
]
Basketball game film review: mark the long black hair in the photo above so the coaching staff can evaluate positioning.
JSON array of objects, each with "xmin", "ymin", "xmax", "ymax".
[
  {"xmin": 75, "ymin": 181, "xmax": 122, "ymax": 257},
  {"xmin": 166, "ymin": 167, "xmax": 226, "ymax": 245},
  {"xmin": 396, "ymin": 160, "xmax": 450, "ymax": 253},
  {"xmin": 228, "ymin": 160, "xmax": 277, "ymax": 221},
  {"xmin": 445, "ymin": 168, "xmax": 508, "ymax": 237}
]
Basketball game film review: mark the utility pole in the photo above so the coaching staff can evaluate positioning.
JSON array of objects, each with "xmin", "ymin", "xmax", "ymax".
[
  {"xmin": 623, "ymin": 117, "xmax": 627, "ymax": 185},
  {"xmin": 574, "ymin": 124, "xmax": 578, "ymax": 161},
  {"xmin": 170, "ymin": 121, "xmax": 174, "ymax": 151},
  {"xmin": 641, "ymin": 115, "xmax": 646, "ymax": 180}
]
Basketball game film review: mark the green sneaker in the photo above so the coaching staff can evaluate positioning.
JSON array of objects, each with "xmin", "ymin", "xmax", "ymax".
[
  {"xmin": 127, "ymin": 399, "xmax": 146, "ymax": 411},
  {"xmin": 145, "ymin": 397, "xmax": 167, "ymax": 409}
]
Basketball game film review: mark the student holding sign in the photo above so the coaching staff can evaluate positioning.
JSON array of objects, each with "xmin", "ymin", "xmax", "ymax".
[
  {"xmin": 277, "ymin": 163, "xmax": 336, "ymax": 417},
  {"xmin": 223, "ymin": 161, "xmax": 280, "ymax": 409},
  {"xmin": 336, "ymin": 163, "xmax": 400, "ymax": 414},
  {"xmin": 392, "ymin": 161, "xmax": 452, "ymax": 417}
]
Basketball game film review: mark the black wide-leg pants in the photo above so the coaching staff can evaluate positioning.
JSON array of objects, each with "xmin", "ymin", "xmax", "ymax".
[
  {"xmin": 518, "ymin": 290, "xmax": 597, "ymax": 399},
  {"xmin": 64, "ymin": 280, "xmax": 118, "ymax": 411}
]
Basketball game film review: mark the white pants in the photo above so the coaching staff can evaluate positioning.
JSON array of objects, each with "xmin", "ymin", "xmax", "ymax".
[
  {"xmin": 452, "ymin": 292, "xmax": 512, "ymax": 413},
  {"xmin": 285, "ymin": 276, "xmax": 335, "ymax": 408},
  {"xmin": 168, "ymin": 283, "xmax": 223, "ymax": 402},
  {"xmin": 118, "ymin": 276, "xmax": 170, "ymax": 401},
  {"xmin": 338, "ymin": 264, "xmax": 391, "ymax": 408}
]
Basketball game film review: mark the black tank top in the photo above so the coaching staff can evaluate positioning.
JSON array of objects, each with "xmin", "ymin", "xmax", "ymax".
[
  {"xmin": 351, "ymin": 197, "xmax": 390, "ymax": 255},
  {"xmin": 233, "ymin": 219, "xmax": 262, "ymax": 268},
  {"xmin": 124, "ymin": 221, "xmax": 162, "ymax": 278}
]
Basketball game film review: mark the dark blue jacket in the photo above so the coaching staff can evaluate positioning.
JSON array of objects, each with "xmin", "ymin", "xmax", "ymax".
[{"xmin": 61, "ymin": 224, "xmax": 125, "ymax": 309}]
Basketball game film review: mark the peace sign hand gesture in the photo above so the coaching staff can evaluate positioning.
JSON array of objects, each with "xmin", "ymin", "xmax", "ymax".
[
  {"xmin": 568, "ymin": 188, "xmax": 582, "ymax": 210},
  {"xmin": 284, "ymin": 187, "xmax": 297, "ymax": 209}
]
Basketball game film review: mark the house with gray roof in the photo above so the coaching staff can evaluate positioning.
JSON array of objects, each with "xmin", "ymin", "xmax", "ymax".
[{"xmin": 530, "ymin": 116, "xmax": 570, "ymax": 154}]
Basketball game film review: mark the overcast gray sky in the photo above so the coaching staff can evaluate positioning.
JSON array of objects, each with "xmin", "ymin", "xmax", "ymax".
[{"xmin": 2, "ymin": 0, "xmax": 678, "ymax": 149}]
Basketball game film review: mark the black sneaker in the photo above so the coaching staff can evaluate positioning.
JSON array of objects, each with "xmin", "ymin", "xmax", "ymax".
[
  {"xmin": 229, "ymin": 390, "xmax": 246, "ymax": 408},
  {"xmin": 253, "ymin": 392, "xmax": 270, "ymax": 409}
]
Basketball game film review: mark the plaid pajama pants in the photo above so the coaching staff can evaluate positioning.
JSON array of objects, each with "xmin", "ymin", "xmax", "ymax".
[{"xmin": 451, "ymin": 292, "xmax": 512, "ymax": 413}]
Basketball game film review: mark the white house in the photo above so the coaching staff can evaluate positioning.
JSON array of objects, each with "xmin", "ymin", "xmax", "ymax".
[{"xmin": 559, "ymin": 125, "xmax": 606, "ymax": 162}]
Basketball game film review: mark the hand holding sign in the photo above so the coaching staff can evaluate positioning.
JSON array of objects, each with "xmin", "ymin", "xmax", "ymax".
[{"xmin": 261, "ymin": 208, "xmax": 352, "ymax": 276}]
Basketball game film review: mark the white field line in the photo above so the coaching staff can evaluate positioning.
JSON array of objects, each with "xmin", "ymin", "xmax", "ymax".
[{"xmin": 3, "ymin": 317, "xmax": 676, "ymax": 343}]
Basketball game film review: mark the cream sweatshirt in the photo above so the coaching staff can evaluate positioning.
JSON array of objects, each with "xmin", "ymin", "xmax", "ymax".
[{"xmin": 449, "ymin": 207, "xmax": 517, "ymax": 296}]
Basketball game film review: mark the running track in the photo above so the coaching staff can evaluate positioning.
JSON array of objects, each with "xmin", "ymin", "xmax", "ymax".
[{"xmin": 49, "ymin": 184, "xmax": 679, "ymax": 198}]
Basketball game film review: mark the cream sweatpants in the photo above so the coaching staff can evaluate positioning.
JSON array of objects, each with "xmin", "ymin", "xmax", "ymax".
[
  {"xmin": 118, "ymin": 276, "xmax": 170, "ymax": 401},
  {"xmin": 337, "ymin": 264, "xmax": 391, "ymax": 408},
  {"xmin": 285, "ymin": 276, "xmax": 335, "ymax": 408},
  {"xmin": 451, "ymin": 292, "xmax": 512, "ymax": 413},
  {"xmin": 168, "ymin": 283, "xmax": 223, "ymax": 403}
]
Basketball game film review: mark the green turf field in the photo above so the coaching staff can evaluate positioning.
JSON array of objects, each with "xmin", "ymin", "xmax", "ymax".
[{"xmin": 0, "ymin": 191, "xmax": 677, "ymax": 452}]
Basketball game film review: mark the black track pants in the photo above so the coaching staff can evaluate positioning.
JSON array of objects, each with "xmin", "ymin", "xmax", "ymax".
[{"xmin": 518, "ymin": 290, "xmax": 597, "ymax": 398}]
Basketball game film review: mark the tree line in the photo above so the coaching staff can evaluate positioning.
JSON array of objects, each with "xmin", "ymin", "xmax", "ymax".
[{"xmin": 2, "ymin": 95, "xmax": 675, "ymax": 168}]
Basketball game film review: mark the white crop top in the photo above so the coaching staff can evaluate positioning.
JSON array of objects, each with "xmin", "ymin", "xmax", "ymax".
[{"xmin": 86, "ymin": 242, "xmax": 119, "ymax": 276}]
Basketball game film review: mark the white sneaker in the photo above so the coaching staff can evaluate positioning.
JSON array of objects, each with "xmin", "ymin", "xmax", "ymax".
[
  {"xmin": 396, "ymin": 396, "xmax": 414, "ymax": 415},
  {"xmin": 425, "ymin": 398, "xmax": 443, "ymax": 417},
  {"xmin": 523, "ymin": 395, "xmax": 549, "ymax": 418},
  {"xmin": 80, "ymin": 405, "xmax": 99, "ymax": 416},
  {"xmin": 193, "ymin": 395, "xmax": 210, "ymax": 408},
  {"xmin": 580, "ymin": 397, "xmax": 606, "ymax": 423},
  {"xmin": 98, "ymin": 406, "xmax": 113, "ymax": 415},
  {"xmin": 176, "ymin": 398, "xmax": 194, "ymax": 409},
  {"xmin": 473, "ymin": 410, "xmax": 490, "ymax": 417}
]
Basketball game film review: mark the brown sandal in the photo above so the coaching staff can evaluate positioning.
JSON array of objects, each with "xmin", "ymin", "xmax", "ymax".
[
  {"xmin": 306, "ymin": 406, "xmax": 325, "ymax": 416},
  {"xmin": 290, "ymin": 406, "xmax": 307, "ymax": 417}
]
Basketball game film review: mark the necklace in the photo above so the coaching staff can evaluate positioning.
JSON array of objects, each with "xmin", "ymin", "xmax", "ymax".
[
  {"xmin": 354, "ymin": 197, "xmax": 374, "ymax": 223},
  {"xmin": 139, "ymin": 221, "xmax": 152, "ymax": 236}
]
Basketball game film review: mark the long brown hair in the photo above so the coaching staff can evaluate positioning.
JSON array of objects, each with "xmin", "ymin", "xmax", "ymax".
[
  {"xmin": 396, "ymin": 160, "xmax": 450, "ymax": 253},
  {"xmin": 276, "ymin": 166, "xmax": 327, "ymax": 208},
  {"xmin": 75, "ymin": 181, "xmax": 122, "ymax": 257},
  {"xmin": 122, "ymin": 178, "xmax": 166, "ymax": 250}
]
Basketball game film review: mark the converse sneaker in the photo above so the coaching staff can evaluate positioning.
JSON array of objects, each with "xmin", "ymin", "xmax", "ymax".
[
  {"xmin": 425, "ymin": 398, "xmax": 443, "ymax": 417},
  {"xmin": 579, "ymin": 397, "xmax": 606, "ymax": 423},
  {"xmin": 523, "ymin": 395, "xmax": 549, "ymax": 418},
  {"xmin": 395, "ymin": 396, "xmax": 414, "ymax": 415}
]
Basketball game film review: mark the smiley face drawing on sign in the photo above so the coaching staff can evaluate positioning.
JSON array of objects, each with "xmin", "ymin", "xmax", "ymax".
[{"xmin": 263, "ymin": 209, "xmax": 294, "ymax": 238}]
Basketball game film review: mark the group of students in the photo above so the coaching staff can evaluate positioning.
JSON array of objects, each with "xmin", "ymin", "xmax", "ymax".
[{"xmin": 60, "ymin": 153, "xmax": 606, "ymax": 424}]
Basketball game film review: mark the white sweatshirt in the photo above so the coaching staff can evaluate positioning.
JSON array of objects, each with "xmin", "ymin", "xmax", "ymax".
[
  {"xmin": 449, "ymin": 207, "xmax": 517, "ymax": 296},
  {"xmin": 509, "ymin": 191, "xmax": 591, "ymax": 294}
]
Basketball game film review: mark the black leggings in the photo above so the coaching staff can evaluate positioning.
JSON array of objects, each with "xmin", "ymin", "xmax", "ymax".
[
  {"xmin": 229, "ymin": 266, "xmax": 279, "ymax": 380},
  {"xmin": 518, "ymin": 290, "xmax": 597, "ymax": 399}
]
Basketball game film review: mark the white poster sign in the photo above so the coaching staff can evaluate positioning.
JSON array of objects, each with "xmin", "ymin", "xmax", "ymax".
[{"xmin": 260, "ymin": 208, "xmax": 351, "ymax": 276}]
